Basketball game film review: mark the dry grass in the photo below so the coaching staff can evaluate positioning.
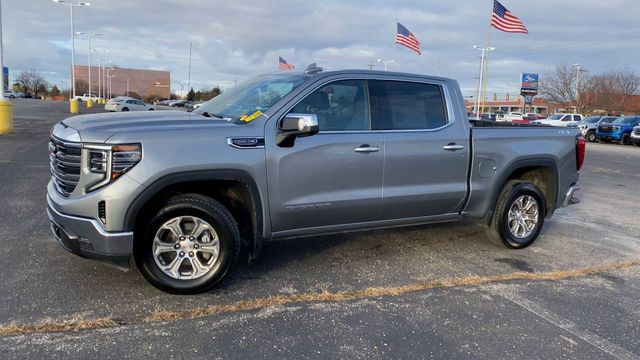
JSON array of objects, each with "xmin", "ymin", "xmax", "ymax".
[
  {"xmin": 0, "ymin": 317, "xmax": 123, "ymax": 337},
  {"xmin": 144, "ymin": 259, "xmax": 640, "ymax": 322},
  {"xmin": 2, "ymin": 259, "xmax": 639, "ymax": 337}
]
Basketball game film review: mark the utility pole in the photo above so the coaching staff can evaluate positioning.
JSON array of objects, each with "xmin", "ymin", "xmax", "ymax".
[
  {"xmin": 77, "ymin": 32, "xmax": 101, "ymax": 108},
  {"xmin": 367, "ymin": 60, "xmax": 375, "ymax": 70}
]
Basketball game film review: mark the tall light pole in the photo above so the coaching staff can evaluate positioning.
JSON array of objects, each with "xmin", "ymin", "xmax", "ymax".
[
  {"xmin": 377, "ymin": 58, "xmax": 395, "ymax": 71},
  {"xmin": 52, "ymin": 0, "xmax": 90, "ymax": 113},
  {"xmin": 0, "ymin": 0, "xmax": 14, "ymax": 134},
  {"xmin": 77, "ymin": 31, "xmax": 101, "ymax": 107},
  {"xmin": 572, "ymin": 63, "xmax": 582, "ymax": 113},
  {"xmin": 473, "ymin": 45, "xmax": 495, "ymax": 119}
]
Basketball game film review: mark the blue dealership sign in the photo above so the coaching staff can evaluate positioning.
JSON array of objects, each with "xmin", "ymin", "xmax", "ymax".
[{"xmin": 520, "ymin": 73, "xmax": 539, "ymax": 95}]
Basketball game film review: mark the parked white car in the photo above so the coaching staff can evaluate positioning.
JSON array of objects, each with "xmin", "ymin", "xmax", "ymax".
[
  {"xmin": 105, "ymin": 98, "xmax": 155, "ymax": 112},
  {"xmin": 534, "ymin": 113, "xmax": 583, "ymax": 127},
  {"xmin": 73, "ymin": 94, "xmax": 99, "ymax": 102},
  {"xmin": 498, "ymin": 112, "xmax": 524, "ymax": 122},
  {"xmin": 4, "ymin": 90, "xmax": 17, "ymax": 98}
]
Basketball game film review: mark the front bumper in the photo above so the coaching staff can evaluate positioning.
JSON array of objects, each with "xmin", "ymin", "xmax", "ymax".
[
  {"xmin": 47, "ymin": 196, "xmax": 133, "ymax": 270},
  {"xmin": 596, "ymin": 132, "xmax": 621, "ymax": 141}
]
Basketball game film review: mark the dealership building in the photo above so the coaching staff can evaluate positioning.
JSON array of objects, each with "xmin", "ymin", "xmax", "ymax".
[{"xmin": 73, "ymin": 65, "xmax": 170, "ymax": 99}]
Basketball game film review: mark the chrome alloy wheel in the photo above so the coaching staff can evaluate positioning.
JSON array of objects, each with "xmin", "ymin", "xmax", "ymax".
[
  {"xmin": 152, "ymin": 216, "xmax": 220, "ymax": 280},
  {"xmin": 507, "ymin": 195, "xmax": 539, "ymax": 239}
]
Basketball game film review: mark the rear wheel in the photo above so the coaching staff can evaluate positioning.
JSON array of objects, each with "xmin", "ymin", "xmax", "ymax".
[
  {"xmin": 620, "ymin": 133, "xmax": 630, "ymax": 145},
  {"xmin": 135, "ymin": 194, "xmax": 241, "ymax": 294},
  {"xmin": 486, "ymin": 180, "xmax": 546, "ymax": 249},
  {"xmin": 121, "ymin": 107, "xmax": 129, "ymax": 112},
  {"xmin": 587, "ymin": 131, "xmax": 596, "ymax": 142}
]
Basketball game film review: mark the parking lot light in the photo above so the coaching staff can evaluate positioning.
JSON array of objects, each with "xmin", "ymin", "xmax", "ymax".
[
  {"xmin": 77, "ymin": 32, "xmax": 101, "ymax": 108},
  {"xmin": 52, "ymin": 0, "xmax": 90, "ymax": 113},
  {"xmin": 0, "ymin": 0, "xmax": 13, "ymax": 135}
]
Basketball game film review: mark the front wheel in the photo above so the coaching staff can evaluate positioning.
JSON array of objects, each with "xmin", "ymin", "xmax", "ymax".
[
  {"xmin": 486, "ymin": 180, "xmax": 546, "ymax": 249},
  {"xmin": 587, "ymin": 131, "xmax": 596, "ymax": 142},
  {"xmin": 135, "ymin": 194, "xmax": 241, "ymax": 294},
  {"xmin": 121, "ymin": 107, "xmax": 129, "ymax": 112}
]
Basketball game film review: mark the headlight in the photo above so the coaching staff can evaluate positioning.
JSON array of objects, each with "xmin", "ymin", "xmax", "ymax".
[
  {"xmin": 85, "ymin": 143, "xmax": 141, "ymax": 192},
  {"xmin": 613, "ymin": 126, "xmax": 621, "ymax": 132}
]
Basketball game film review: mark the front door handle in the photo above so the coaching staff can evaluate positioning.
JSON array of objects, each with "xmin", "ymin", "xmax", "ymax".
[
  {"xmin": 354, "ymin": 144, "xmax": 380, "ymax": 153},
  {"xmin": 443, "ymin": 143, "xmax": 465, "ymax": 151}
]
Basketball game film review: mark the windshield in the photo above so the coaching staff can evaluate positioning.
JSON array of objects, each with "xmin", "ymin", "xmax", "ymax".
[
  {"xmin": 194, "ymin": 74, "xmax": 308, "ymax": 122},
  {"xmin": 549, "ymin": 114, "xmax": 564, "ymax": 120},
  {"xmin": 613, "ymin": 116, "xmax": 637, "ymax": 124},
  {"xmin": 584, "ymin": 116, "xmax": 601, "ymax": 123}
]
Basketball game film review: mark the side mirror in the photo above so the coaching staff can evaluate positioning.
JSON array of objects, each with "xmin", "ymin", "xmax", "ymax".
[{"xmin": 276, "ymin": 113, "xmax": 319, "ymax": 147}]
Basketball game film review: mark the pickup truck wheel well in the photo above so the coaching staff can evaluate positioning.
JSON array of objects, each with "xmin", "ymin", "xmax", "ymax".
[
  {"xmin": 503, "ymin": 166, "xmax": 556, "ymax": 217},
  {"xmin": 128, "ymin": 174, "xmax": 263, "ymax": 260}
]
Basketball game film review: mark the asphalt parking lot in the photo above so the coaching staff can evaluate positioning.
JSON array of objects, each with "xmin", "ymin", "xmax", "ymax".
[{"xmin": 1, "ymin": 99, "xmax": 639, "ymax": 359}]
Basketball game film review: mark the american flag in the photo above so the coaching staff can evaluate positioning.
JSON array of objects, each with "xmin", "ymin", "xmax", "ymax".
[
  {"xmin": 491, "ymin": 0, "xmax": 528, "ymax": 34},
  {"xmin": 395, "ymin": 22, "xmax": 421, "ymax": 55},
  {"xmin": 278, "ymin": 56, "xmax": 295, "ymax": 70}
]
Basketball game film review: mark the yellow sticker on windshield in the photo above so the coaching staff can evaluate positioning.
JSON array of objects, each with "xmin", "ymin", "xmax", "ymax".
[{"xmin": 240, "ymin": 111, "xmax": 263, "ymax": 122}]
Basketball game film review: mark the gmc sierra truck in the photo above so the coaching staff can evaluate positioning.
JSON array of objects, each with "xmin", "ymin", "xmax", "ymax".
[{"xmin": 47, "ymin": 67, "xmax": 584, "ymax": 294}]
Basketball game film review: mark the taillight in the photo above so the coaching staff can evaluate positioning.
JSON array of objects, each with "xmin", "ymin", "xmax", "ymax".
[{"xmin": 576, "ymin": 135, "xmax": 586, "ymax": 171}]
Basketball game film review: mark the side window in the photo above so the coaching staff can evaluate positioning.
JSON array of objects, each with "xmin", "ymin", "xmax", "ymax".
[
  {"xmin": 375, "ymin": 81, "xmax": 448, "ymax": 130},
  {"xmin": 561, "ymin": 115, "xmax": 571, "ymax": 121},
  {"xmin": 135, "ymin": 100, "xmax": 145, "ymax": 106},
  {"xmin": 290, "ymin": 80, "xmax": 369, "ymax": 131},
  {"xmin": 573, "ymin": 115, "xmax": 581, "ymax": 121},
  {"xmin": 126, "ymin": 100, "xmax": 134, "ymax": 104}
]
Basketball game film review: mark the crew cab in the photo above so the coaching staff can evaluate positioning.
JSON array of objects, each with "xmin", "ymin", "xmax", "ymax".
[
  {"xmin": 47, "ymin": 68, "xmax": 583, "ymax": 294},
  {"xmin": 597, "ymin": 116, "xmax": 640, "ymax": 145}
]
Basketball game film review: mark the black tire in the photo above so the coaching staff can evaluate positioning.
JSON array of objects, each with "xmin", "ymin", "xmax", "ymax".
[
  {"xmin": 620, "ymin": 133, "xmax": 630, "ymax": 145},
  {"xmin": 486, "ymin": 180, "xmax": 546, "ymax": 249},
  {"xmin": 587, "ymin": 131, "xmax": 596, "ymax": 142},
  {"xmin": 77, "ymin": 98, "xmax": 83, "ymax": 102},
  {"xmin": 148, "ymin": 108, "xmax": 154, "ymax": 111},
  {"xmin": 121, "ymin": 107, "xmax": 129, "ymax": 112},
  {"xmin": 135, "ymin": 194, "xmax": 241, "ymax": 294}
]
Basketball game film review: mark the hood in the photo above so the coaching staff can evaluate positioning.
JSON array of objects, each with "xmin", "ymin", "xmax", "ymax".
[{"xmin": 61, "ymin": 110, "xmax": 240, "ymax": 143}]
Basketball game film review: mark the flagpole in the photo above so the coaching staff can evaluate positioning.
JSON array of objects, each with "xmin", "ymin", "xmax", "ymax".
[
  {"xmin": 480, "ymin": 0, "xmax": 494, "ymax": 113},
  {"xmin": 392, "ymin": 18, "xmax": 398, "ymax": 71}
]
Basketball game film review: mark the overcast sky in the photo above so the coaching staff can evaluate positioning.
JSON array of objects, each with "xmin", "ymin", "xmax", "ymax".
[{"xmin": 3, "ymin": 0, "xmax": 640, "ymax": 96}]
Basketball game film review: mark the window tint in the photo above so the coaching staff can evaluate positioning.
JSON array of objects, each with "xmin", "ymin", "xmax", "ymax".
[
  {"xmin": 561, "ymin": 115, "xmax": 571, "ymax": 121},
  {"xmin": 291, "ymin": 80, "xmax": 369, "ymax": 131},
  {"xmin": 573, "ymin": 115, "xmax": 581, "ymax": 121},
  {"xmin": 375, "ymin": 81, "xmax": 447, "ymax": 130}
]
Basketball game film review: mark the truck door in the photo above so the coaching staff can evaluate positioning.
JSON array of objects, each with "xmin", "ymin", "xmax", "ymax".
[
  {"xmin": 266, "ymin": 79, "xmax": 384, "ymax": 232},
  {"xmin": 370, "ymin": 80, "xmax": 469, "ymax": 219}
]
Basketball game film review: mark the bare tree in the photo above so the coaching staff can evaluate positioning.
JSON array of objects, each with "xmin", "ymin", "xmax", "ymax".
[
  {"xmin": 15, "ymin": 70, "xmax": 48, "ymax": 97},
  {"xmin": 540, "ymin": 64, "xmax": 588, "ymax": 110},
  {"xmin": 583, "ymin": 69, "xmax": 640, "ymax": 114},
  {"xmin": 612, "ymin": 69, "xmax": 640, "ymax": 114}
]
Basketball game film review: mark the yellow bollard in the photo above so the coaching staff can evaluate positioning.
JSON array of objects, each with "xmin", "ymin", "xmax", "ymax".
[
  {"xmin": 0, "ymin": 98, "xmax": 14, "ymax": 134},
  {"xmin": 70, "ymin": 99, "xmax": 79, "ymax": 114},
  {"xmin": 87, "ymin": 98, "xmax": 93, "ymax": 109}
]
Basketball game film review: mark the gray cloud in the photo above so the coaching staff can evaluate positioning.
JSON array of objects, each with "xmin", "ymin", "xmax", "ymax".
[{"xmin": 3, "ymin": 0, "xmax": 640, "ymax": 96}]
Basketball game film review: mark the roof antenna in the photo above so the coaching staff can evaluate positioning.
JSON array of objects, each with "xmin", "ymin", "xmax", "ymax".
[{"xmin": 304, "ymin": 63, "xmax": 323, "ymax": 74}]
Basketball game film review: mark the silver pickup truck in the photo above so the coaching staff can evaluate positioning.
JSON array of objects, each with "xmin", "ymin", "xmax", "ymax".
[{"xmin": 47, "ymin": 67, "xmax": 584, "ymax": 294}]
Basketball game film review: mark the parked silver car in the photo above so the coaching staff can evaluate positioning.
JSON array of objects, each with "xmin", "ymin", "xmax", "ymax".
[
  {"xmin": 578, "ymin": 116, "xmax": 618, "ymax": 142},
  {"xmin": 105, "ymin": 98, "xmax": 155, "ymax": 112}
]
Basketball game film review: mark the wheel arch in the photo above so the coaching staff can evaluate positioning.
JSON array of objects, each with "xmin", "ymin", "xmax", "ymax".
[
  {"xmin": 125, "ymin": 170, "xmax": 264, "ymax": 259},
  {"xmin": 483, "ymin": 158, "xmax": 560, "ymax": 226}
]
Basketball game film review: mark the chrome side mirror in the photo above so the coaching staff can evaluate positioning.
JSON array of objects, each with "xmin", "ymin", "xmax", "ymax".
[{"xmin": 277, "ymin": 113, "xmax": 319, "ymax": 147}]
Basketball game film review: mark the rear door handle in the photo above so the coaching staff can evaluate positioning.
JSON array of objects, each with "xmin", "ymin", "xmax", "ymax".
[
  {"xmin": 443, "ymin": 143, "xmax": 465, "ymax": 151},
  {"xmin": 354, "ymin": 144, "xmax": 380, "ymax": 153}
]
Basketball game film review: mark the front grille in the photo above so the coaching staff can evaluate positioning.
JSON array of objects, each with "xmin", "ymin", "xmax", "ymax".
[
  {"xmin": 634, "ymin": 128, "xmax": 640, "ymax": 135},
  {"xmin": 49, "ymin": 136, "xmax": 82, "ymax": 197},
  {"xmin": 599, "ymin": 126, "xmax": 612, "ymax": 132}
]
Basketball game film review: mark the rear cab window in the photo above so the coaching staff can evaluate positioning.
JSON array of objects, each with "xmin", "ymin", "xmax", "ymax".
[{"xmin": 370, "ymin": 80, "xmax": 448, "ymax": 130}]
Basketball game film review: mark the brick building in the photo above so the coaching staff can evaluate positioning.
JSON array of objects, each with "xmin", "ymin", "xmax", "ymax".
[
  {"xmin": 73, "ymin": 65, "xmax": 170, "ymax": 100},
  {"xmin": 464, "ymin": 96, "xmax": 564, "ymax": 115}
]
